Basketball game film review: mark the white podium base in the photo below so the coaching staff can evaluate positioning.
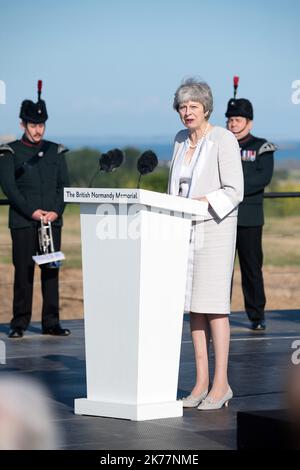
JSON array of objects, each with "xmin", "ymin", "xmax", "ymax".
[{"xmin": 75, "ymin": 398, "xmax": 183, "ymax": 421}]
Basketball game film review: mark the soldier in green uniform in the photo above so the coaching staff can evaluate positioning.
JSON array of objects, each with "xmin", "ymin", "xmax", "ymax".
[
  {"xmin": 226, "ymin": 78, "xmax": 276, "ymax": 330},
  {"xmin": 0, "ymin": 81, "xmax": 70, "ymax": 338}
]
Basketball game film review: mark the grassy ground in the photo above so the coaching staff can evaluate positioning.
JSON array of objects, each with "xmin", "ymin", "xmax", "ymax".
[
  {"xmin": 263, "ymin": 215, "xmax": 300, "ymax": 266},
  {"xmin": 3, "ymin": 205, "xmax": 299, "ymax": 268},
  {"xmin": 0, "ymin": 205, "xmax": 299, "ymax": 323}
]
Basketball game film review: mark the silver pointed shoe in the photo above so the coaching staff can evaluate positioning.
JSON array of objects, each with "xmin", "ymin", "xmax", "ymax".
[
  {"xmin": 197, "ymin": 387, "xmax": 233, "ymax": 411},
  {"xmin": 182, "ymin": 389, "xmax": 208, "ymax": 408}
]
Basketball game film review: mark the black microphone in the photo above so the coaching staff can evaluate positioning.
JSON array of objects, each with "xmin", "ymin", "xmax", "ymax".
[
  {"xmin": 137, "ymin": 150, "xmax": 158, "ymax": 188},
  {"xmin": 88, "ymin": 148, "xmax": 125, "ymax": 187},
  {"xmin": 99, "ymin": 148, "xmax": 125, "ymax": 172}
]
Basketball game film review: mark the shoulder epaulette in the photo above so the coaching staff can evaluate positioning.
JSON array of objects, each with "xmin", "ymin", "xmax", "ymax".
[
  {"xmin": 257, "ymin": 142, "xmax": 277, "ymax": 156},
  {"xmin": 0, "ymin": 144, "xmax": 15, "ymax": 156},
  {"xmin": 57, "ymin": 144, "xmax": 69, "ymax": 155}
]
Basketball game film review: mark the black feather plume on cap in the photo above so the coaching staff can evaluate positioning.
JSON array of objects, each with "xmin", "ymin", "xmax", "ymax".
[
  {"xmin": 19, "ymin": 80, "xmax": 48, "ymax": 123},
  {"xmin": 19, "ymin": 99, "xmax": 48, "ymax": 123},
  {"xmin": 225, "ymin": 98, "xmax": 253, "ymax": 119}
]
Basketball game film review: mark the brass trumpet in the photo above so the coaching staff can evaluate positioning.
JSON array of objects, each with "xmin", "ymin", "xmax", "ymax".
[{"xmin": 37, "ymin": 217, "xmax": 62, "ymax": 268}]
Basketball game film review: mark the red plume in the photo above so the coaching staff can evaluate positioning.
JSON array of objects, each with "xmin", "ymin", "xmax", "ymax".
[
  {"xmin": 233, "ymin": 76, "xmax": 239, "ymax": 98},
  {"xmin": 233, "ymin": 76, "xmax": 239, "ymax": 87},
  {"xmin": 37, "ymin": 80, "xmax": 43, "ymax": 100}
]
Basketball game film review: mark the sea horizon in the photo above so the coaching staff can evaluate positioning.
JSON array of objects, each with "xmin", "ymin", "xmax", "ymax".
[
  {"xmin": 1, "ymin": 134, "xmax": 300, "ymax": 166},
  {"xmin": 56, "ymin": 137, "xmax": 300, "ymax": 167}
]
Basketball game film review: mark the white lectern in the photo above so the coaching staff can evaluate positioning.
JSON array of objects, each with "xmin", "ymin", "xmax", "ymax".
[{"xmin": 64, "ymin": 188, "xmax": 207, "ymax": 421}]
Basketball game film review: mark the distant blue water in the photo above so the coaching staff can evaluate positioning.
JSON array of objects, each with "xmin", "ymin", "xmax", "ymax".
[{"xmin": 62, "ymin": 138, "xmax": 300, "ymax": 162}]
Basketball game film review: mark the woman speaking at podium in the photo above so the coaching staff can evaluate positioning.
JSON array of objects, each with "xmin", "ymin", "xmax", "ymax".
[{"xmin": 168, "ymin": 78, "xmax": 243, "ymax": 410}]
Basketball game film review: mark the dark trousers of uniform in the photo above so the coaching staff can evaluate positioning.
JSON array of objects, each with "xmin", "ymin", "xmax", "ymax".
[
  {"xmin": 236, "ymin": 225, "xmax": 266, "ymax": 322},
  {"xmin": 10, "ymin": 226, "xmax": 61, "ymax": 330}
]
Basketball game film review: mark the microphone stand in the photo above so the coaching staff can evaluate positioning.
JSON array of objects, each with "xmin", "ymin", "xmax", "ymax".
[{"xmin": 137, "ymin": 173, "xmax": 142, "ymax": 189}]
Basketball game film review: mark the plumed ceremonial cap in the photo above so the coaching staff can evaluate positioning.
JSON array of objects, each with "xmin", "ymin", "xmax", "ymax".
[
  {"xmin": 19, "ymin": 80, "xmax": 48, "ymax": 123},
  {"xmin": 225, "ymin": 98, "xmax": 253, "ymax": 120}
]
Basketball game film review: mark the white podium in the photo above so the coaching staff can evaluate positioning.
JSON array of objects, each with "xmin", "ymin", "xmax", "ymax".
[{"xmin": 64, "ymin": 188, "xmax": 207, "ymax": 421}]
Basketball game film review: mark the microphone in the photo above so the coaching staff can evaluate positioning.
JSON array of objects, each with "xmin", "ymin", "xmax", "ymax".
[
  {"xmin": 136, "ymin": 150, "xmax": 158, "ymax": 189},
  {"xmin": 88, "ymin": 148, "xmax": 125, "ymax": 187},
  {"xmin": 99, "ymin": 148, "xmax": 125, "ymax": 172}
]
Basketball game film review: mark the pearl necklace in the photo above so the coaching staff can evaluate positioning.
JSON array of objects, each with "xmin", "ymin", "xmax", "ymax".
[{"xmin": 188, "ymin": 123, "xmax": 210, "ymax": 148}]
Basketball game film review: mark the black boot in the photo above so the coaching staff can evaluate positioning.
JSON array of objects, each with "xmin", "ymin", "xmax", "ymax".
[
  {"xmin": 8, "ymin": 327, "xmax": 24, "ymax": 338},
  {"xmin": 42, "ymin": 324, "xmax": 71, "ymax": 336}
]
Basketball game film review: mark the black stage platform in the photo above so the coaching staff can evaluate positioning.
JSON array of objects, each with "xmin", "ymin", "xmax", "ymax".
[{"xmin": 0, "ymin": 310, "xmax": 299, "ymax": 450}]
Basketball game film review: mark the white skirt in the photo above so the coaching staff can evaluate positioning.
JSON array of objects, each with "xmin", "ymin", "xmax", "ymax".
[{"xmin": 184, "ymin": 216, "xmax": 237, "ymax": 314}]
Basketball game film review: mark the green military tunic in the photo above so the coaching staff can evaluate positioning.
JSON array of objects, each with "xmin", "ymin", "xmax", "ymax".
[
  {"xmin": 0, "ymin": 136, "xmax": 70, "ymax": 229},
  {"xmin": 238, "ymin": 134, "xmax": 276, "ymax": 226}
]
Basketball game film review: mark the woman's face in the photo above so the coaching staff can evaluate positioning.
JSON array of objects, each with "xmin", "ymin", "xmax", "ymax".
[{"xmin": 178, "ymin": 100, "xmax": 206, "ymax": 130}]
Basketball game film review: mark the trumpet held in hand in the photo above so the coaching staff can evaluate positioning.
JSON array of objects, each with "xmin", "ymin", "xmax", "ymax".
[{"xmin": 33, "ymin": 218, "xmax": 65, "ymax": 268}]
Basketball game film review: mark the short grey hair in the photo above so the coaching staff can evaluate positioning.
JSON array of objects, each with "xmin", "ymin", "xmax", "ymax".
[{"xmin": 173, "ymin": 78, "xmax": 213, "ymax": 119}]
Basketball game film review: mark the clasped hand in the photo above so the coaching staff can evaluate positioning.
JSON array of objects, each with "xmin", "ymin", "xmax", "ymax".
[{"xmin": 32, "ymin": 209, "xmax": 58, "ymax": 223}]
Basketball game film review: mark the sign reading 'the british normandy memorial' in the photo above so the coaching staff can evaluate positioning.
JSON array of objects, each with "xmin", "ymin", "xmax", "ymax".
[
  {"xmin": 63, "ymin": 188, "xmax": 208, "ymax": 218},
  {"xmin": 64, "ymin": 188, "xmax": 139, "ymax": 203}
]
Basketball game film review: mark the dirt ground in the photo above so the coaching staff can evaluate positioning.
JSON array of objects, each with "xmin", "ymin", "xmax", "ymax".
[{"xmin": 0, "ymin": 263, "xmax": 299, "ymax": 324}]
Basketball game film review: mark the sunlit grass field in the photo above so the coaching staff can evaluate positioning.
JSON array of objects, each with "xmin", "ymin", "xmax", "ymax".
[{"xmin": 1, "ymin": 205, "xmax": 299, "ymax": 268}]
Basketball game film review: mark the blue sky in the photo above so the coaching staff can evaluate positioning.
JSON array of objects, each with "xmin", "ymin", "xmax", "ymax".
[{"xmin": 0, "ymin": 0, "xmax": 299, "ymax": 141}]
